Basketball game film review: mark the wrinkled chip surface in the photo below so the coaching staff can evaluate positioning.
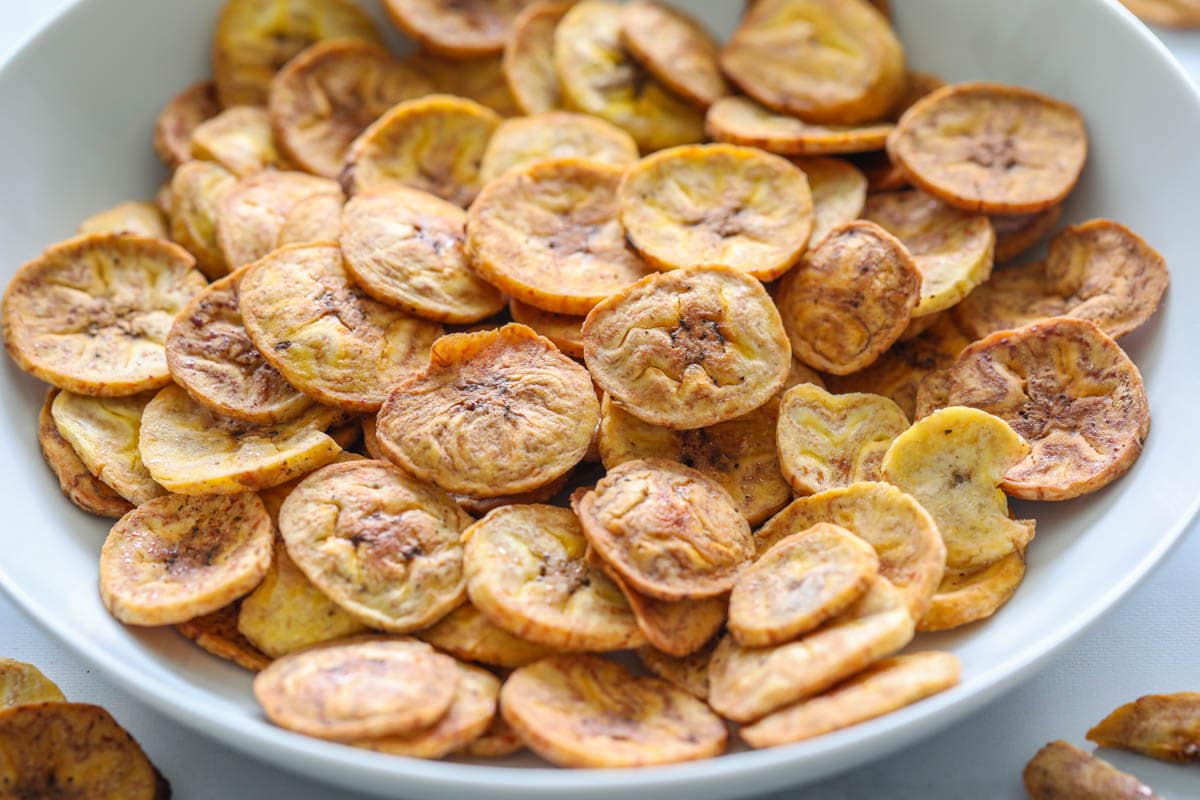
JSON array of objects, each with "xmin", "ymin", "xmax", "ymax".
[
  {"xmin": 1024, "ymin": 740, "xmax": 1161, "ymax": 800},
  {"xmin": 154, "ymin": 81, "xmax": 221, "ymax": 168},
  {"xmin": 216, "ymin": 171, "xmax": 342, "ymax": 271},
  {"xmin": 917, "ymin": 551, "xmax": 1026, "ymax": 632},
  {"xmin": 176, "ymin": 602, "xmax": 273, "ymax": 672},
  {"xmin": 706, "ymin": 96, "xmax": 893, "ymax": 156},
  {"xmin": 0, "ymin": 660, "xmax": 65, "ymax": 709},
  {"xmin": 79, "ymin": 202, "xmax": 168, "ymax": 240},
  {"xmin": 169, "ymin": 160, "xmax": 236, "ymax": 280},
  {"xmin": 190, "ymin": 106, "xmax": 288, "ymax": 178},
  {"xmin": 620, "ymin": 0, "xmax": 728, "ymax": 109},
  {"xmin": 37, "ymin": 390, "xmax": 133, "ymax": 518},
  {"xmin": 508, "ymin": 300, "xmax": 585, "ymax": 358},
  {"xmin": 416, "ymin": 602, "xmax": 555, "ymax": 668},
  {"xmin": 276, "ymin": 192, "xmax": 344, "ymax": 247},
  {"xmin": 992, "ymin": 205, "xmax": 1063, "ymax": 264},
  {"xmin": 384, "ymin": 0, "xmax": 536, "ymax": 57},
  {"xmin": 503, "ymin": 1, "xmax": 574, "ymax": 114},
  {"xmin": 637, "ymin": 640, "xmax": 716, "ymax": 701},
  {"xmin": 479, "ymin": 112, "xmax": 639, "ymax": 185},
  {"xmin": 51, "ymin": 390, "xmax": 163, "ymax": 506},
  {"xmin": 793, "ymin": 157, "xmax": 868, "ymax": 247},
  {"xmin": 1087, "ymin": 692, "xmax": 1200, "ymax": 763},
  {"xmin": 405, "ymin": 51, "xmax": 521, "ymax": 116}
]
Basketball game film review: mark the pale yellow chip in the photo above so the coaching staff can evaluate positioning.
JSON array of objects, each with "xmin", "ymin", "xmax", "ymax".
[
  {"xmin": 404, "ymin": 51, "xmax": 521, "ymax": 117},
  {"xmin": 168, "ymin": 160, "xmax": 236, "ymax": 280},
  {"xmin": 383, "ymin": 0, "xmax": 536, "ymax": 58},
  {"xmin": 706, "ymin": 96, "xmax": 894, "ymax": 156},
  {"xmin": 503, "ymin": 1, "xmax": 576, "ymax": 114},
  {"xmin": 176, "ymin": 602, "xmax": 273, "ymax": 672},
  {"xmin": 37, "ymin": 389, "xmax": 133, "ymax": 518},
  {"xmin": 1087, "ymin": 692, "xmax": 1200, "ymax": 764},
  {"xmin": 78, "ymin": 202, "xmax": 168, "ymax": 240},
  {"xmin": 479, "ymin": 112, "xmax": 639, "ymax": 185},
  {"xmin": 0, "ymin": 660, "xmax": 65, "ymax": 709},
  {"xmin": 636, "ymin": 640, "xmax": 716, "ymax": 701},
  {"xmin": 50, "ymin": 390, "xmax": 164, "ymax": 506},
  {"xmin": 794, "ymin": 157, "xmax": 868, "ymax": 248},
  {"xmin": 154, "ymin": 81, "xmax": 221, "ymax": 168},
  {"xmin": 216, "ymin": 171, "xmax": 343, "ymax": 271},
  {"xmin": 619, "ymin": 0, "xmax": 729, "ymax": 109},
  {"xmin": 191, "ymin": 106, "xmax": 288, "ymax": 178},
  {"xmin": 415, "ymin": 603, "xmax": 555, "ymax": 668},
  {"xmin": 275, "ymin": 192, "xmax": 345, "ymax": 248},
  {"xmin": 1024, "ymin": 740, "xmax": 1160, "ymax": 800},
  {"xmin": 917, "ymin": 550, "xmax": 1026, "ymax": 632},
  {"xmin": 508, "ymin": 300, "xmax": 585, "ymax": 359}
]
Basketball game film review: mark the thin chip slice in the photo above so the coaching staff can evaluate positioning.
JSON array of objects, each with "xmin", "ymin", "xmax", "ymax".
[
  {"xmin": 169, "ymin": 160, "xmax": 236, "ymax": 280},
  {"xmin": 176, "ymin": 603, "xmax": 273, "ymax": 672},
  {"xmin": 1087, "ymin": 693, "xmax": 1200, "ymax": 763},
  {"xmin": 500, "ymin": 654, "xmax": 727, "ymax": 767},
  {"xmin": 888, "ymin": 82, "xmax": 1089, "ymax": 214},
  {"xmin": 0, "ymin": 660, "xmax": 65, "ymax": 709},
  {"xmin": 51, "ymin": 390, "xmax": 163, "ymax": 506},
  {"xmin": 458, "ymin": 711, "xmax": 524, "ymax": 758},
  {"xmin": 508, "ymin": 300, "xmax": 585, "ymax": 358},
  {"xmin": 384, "ymin": 0, "xmax": 536, "ymax": 58},
  {"xmin": 38, "ymin": 390, "xmax": 134, "ymax": 518},
  {"xmin": 618, "ymin": 144, "xmax": 814, "ymax": 280},
  {"xmin": 404, "ymin": 52, "xmax": 521, "ymax": 117},
  {"xmin": 191, "ymin": 106, "xmax": 288, "ymax": 178},
  {"xmin": 3, "ymin": 234, "xmax": 204, "ymax": 396},
  {"xmin": 776, "ymin": 221, "xmax": 921, "ymax": 375},
  {"xmin": 79, "ymin": 202, "xmax": 168, "ymax": 240},
  {"xmin": 584, "ymin": 265, "xmax": 791, "ymax": 429},
  {"xmin": 99, "ymin": 492, "xmax": 273, "ymax": 626},
  {"xmin": 882, "ymin": 406, "xmax": 1035, "ymax": 570},
  {"xmin": 216, "ymin": 171, "xmax": 342, "ymax": 271},
  {"xmin": 890, "ymin": 71, "xmax": 947, "ymax": 120},
  {"xmin": 741, "ymin": 651, "xmax": 961, "ymax": 748},
  {"xmin": 992, "ymin": 205, "xmax": 1063, "ymax": 264},
  {"xmin": 706, "ymin": 97, "xmax": 894, "ymax": 156},
  {"xmin": 503, "ymin": 1, "xmax": 574, "ymax": 114},
  {"xmin": 479, "ymin": 112, "xmax": 639, "ymax": 185},
  {"xmin": 793, "ymin": 157, "xmax": 868, "ymax": 247},
  {"xmin": 619, "ymin": 1, "xmax": 728, "ymax": 109},
  {"xmin": 1121, "ymin": 0, "xmax": 1200, "ymax": 27},
  {"xmin": 276, "ymin": 192, "xmax": 344, "ymax": 247},
  {"xmin": 416, "ymin": 603, "xmax": 554, "ymax": 668},
  {"xmin": 1024, "ymin": 740, "xmax": 1161, "ymax": 800},
  {"xmin": 917, "ymin": 551, "xmax": 1026, "ymax": 631},
  {"xmin": 637, "ymin": 640, "xmax": 716, "ymax": 701},
  {"xmin": 154, "ymin": 81, "xmax": 221, "ymax": 168},
  {"xmin": 466, "ymin": 158, "xmax": 655, "ymax": 315},
  {"xmin": 451, "ymin": 472, "xmax": 572, "ymax": 517}
]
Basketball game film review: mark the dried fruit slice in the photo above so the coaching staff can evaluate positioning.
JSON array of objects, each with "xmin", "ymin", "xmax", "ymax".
[
  {"xmin": 340, "ymin": 187, "xmax": 505, "ymax": 324},
  {"xmin": 500, "ymin": 654, "xmax": 727, "ymax": 767},
  {"xmin": 462, "ymin": 504, "xmax": 644, "ymax": 650},
  {"xmin": 619, "ymin": 0, "xmax": 728, "ymax": 109},
  {"xmin": 240, "ymin": 243, "xmax": 442, "ymax": 412},
  {"xmin": 384, "ymin": 0, "xmax": 536, "ymax": 57},
  {"xmin": 191, "ymin": 107, "xmax": 288, "ymax": 178},
  {"xmin": 776, "ymin": 221, "xmax": 921, "ymax": 375},
  {"xmin": 216, "ymin": 171, "xmax": 342, "ymax": 270},
  {"xmin": 479, "ymin": 112, "xmax": 638, "ymax": 184},
  {"xmin": 0, "ymin": 660, "xmax": 65, "ymax": 709},
  {"xmin": 37, "ymin": 390, "xmax": 133, "ymax": 518},
  {"xmin": 618, "ymin": 144, "xmax": 814, "ymax": 280},
  {"xmin": 706, "ymin": 97, "xmax": 893, "ymax": 156},
  {"xmin": 1121, "ymin": 0, "xmax": 1200, "ymax": 27},
  {"xmin": 451, "ymin": 472, "xmax": 572, "ymax": 517},
  {"xmin": 863, "ymin": 189, "xmax": 996, "ymax": 316},
  {"xmin": 583, "ymin": 266, "xmax": 791, "ymax": 429},
  {"xmin": 793, "ymin": 157, "xmax": 868, "ymax": 247},
  {"xmin": 721, "ymin": 0, "xmax": 906, "ymax": 125},
  {"xmin": 176, "ymin": 603, "xmax": 273, "ymax": 672},
  {"xmin": 51, "ymin": 390, "xmax": 163, "ymax": 505},
  {"xmin": 992, "ymin": 205, "xmax": 1063, "ymax": 264},
  {"xmin": 276, "ymin": 192, "xmax": 344, "ymax": 247},
  {"xmin": 917, "ymin": 551, "xmax": 1026, "ymax": 631},
  {"xmin": 212, "ymin": 0, "xmax": 382, "ymax": 107},
  {"xmin": 405, "ymin": 52, "xmax": 520, "ymax": 117},
  {"xmin": 554, "ymin": 1, "xmax": 705, "ymax": 152},
  {"xmin": 882, "ymin": 406, "xmax": 1035, "ymax": 570},
  {"xmin": 508, "ymin": 300, "xmax": 585, "ymax": 358},
  {"xmin": 1087, "ymin": 693, "xmax": 1200, "ymax": 763},
  {"xmin": 254, "ymin": 637, "xmax": 457, "ymax": 741},
  {"xmin": 154, "ymin": 81, "xmax": 221, "ymax": 168},
  {"xmin": 279, "ymin": 460, "xmax": 472, "ymax": 632},
  {"xmin": 3, "ymin": 234, "xmax": 204, "ymax": 396},
  {"xmin": 888, "ymin": 82, "xmax": 1089, "ymax": 214},
  {"xmin": 708, "ymin": 576, "xmax": 915, "ymax": 722},
  {"xmin": 99, "ymin": 492, "xmax": 273, "ymax": 625},
  {"xmin": 637, "ymin": 640, "xmax": 716, "ymax": 701},
  {"xmin": 343, "ymin": 94, "xmax": 500, "ymax": 207},
  {"xmin": 458, "ymin": 711, "xmax": 524, "ymax": 758},
  {"xmin": 574, "ymin": 459, "xmax": 755, "ymax": 600},
  {"xmin": 741, "ymin": 651, "xmax": 960, "ymax": 748},
  {"xmin": 169, "ymin": 160, "xmax": 236, "ymax": 280},
  {"xmin": 466, "ymin": 158, "xmax": 654, "ymax": 315},
  {"xmin": 1024, "ymin": 740, "xmax": 1161, "ymax": 800},
  {"xmin": 890, "ymin": 71, "xmax": 947, "ymax": 120},
  {"xmin": 504, "ymin": 2, "xmax": 574, "ymax": 114},
  {"xmin": 79, "ymin": 202, "xmax": 168, "ymax": 240},
  {"xmin": 415, "ymin": 603, "xmax": 554, "ymax": 668}
]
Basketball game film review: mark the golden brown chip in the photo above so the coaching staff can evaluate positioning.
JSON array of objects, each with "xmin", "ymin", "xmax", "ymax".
[
  {"xmin": 154, "ymin": 81, "xmax": 221, "ymax": 168},
  {"xmin": 637, "ymin": 640, "xmax": 716, "ymax": 701},
  {"xmin": 0, "ymin": 660, "xmax": 65, "ymax": 708},
  {"xmin": 176, "ymin": 602, "xmax": 273, "ymax": 672},
  {"xmin": 458, "ymin": 710, "xmax": 524, "ymax": 758},
  {"xmin": 503, "ymin": 1, "xmax": 574, "ymax": 114},
  {"xmin": 618, "ymin": 144, "xmax": 814, "ymax": 280},
  {"xmin": 50, "ymin": 390, "xmax": 163, "ymax": 505},
  {"xmin": 1087, "ymin": 693, "xmax": 1200, "ymax": 763},
  {"xmin": 257, "ymin": 451, "xmax": 363, "ymax": 523},
  {"xmin": 254, "ymin": 637, "xmax": 457, "ymax": 741},
  {"xmin": 896, "ymin": 310, "xmax": 942, "ymax": 342},
  {"xmin": 377, "ymin": 324, "xmax": 597, "ymax": 496},
  {"xmin": 384, "ymin": 0, "xmax": 536, "ymax": 58},
  {"xmin": 554, "ymin": 1, "xmax": 705, "ymax": 152},
  {"xmin": 276, "ymin": 192, "xmax": 345, "ymax": 247},
  {"xmin": 708, "ymin": 576, "xmax": 914, "ymax": 722},
  {"xmin": 776, "ymin": 221, "xmax": 921, "ymax": 375},
  {"xmin": 212, "ymin": 0, "xmax": 382, "ymax": 107},
  {"xmin": 500, "ymin": 653, "xmax": 727, "ymax": 767},
  {"xmin": 0, "ymin": 703, "xmax": 169, "ymax": 799},
  {"xmin": 793, "ymin": 157, "xmax": 868, "ymax": 247},
  {"xmin": 863, "ymin": 189, "xmax": 996, "ymax": 316},
  {"xmin": 888, "ymin": 82, "xmax": 1089, "ymax": 214},
  {"xmin": 37, "ymin": 390, "xmax": 134, "ymax": 518},
  {"xmin": 191, "ymin": 106, "xmax": 288, "ymax": 178},
  {"xmin": 917, "ymin": 550, "xmax": 1026, "ymax": 631},
  {"xmin": 584, "ymin": 265, "xmax": 791, "ymax": 429},
  {"xmin": 340, "ymin": 187, "xmax": 505, "ymax": 324},
  {"xmin": 853, "ymin": 149, "xmax": 910, "ymax": 194},
  {"xmin": 721, "ymin": 0, "xmax": 906, "ymax": 125},
  {"xmin": 343, "ymin": 94, "xmax": 500, "ymax": 207},
  {"xmin": 706, "ymin": 97, "xmax": 894, "ymax": 157},
  {"xmin": 479, "ymin": 112, "xmax": 639, "ymax": 185},
  {"xmin": 1024, "ymin": 740, "xmax": 1161, "ymax": 800},
  {"xmin": 741, "ymin": 650, "xmax": 960, "ymax": 748},
  {"xmin": 890, "ymin": 71, "xmax": 947, "ymax": 120},
  {"xmin": 508, "ymin": 300, "xmax": 585, "ymax": 358},
  {"xmin": 3, "ymin": 234, "xmax": 204, "ymax": 397},
  {"xmin": 405, "ymin": 51, "xmax": 521, "ymax": 117},
  {"xmin": 99, "ymin": 492, "xmax": 273, "ymax": 626},
  {"xmin": 78, "ymin": 202, "xmax": 168, "ymax": 240},
  {"xmin": 619, "ymin": 0, "xmax": 728, "ymax": 109},
  {"xmin": 240, "ymin": 243, "xmax": 442, "ymax": 412},
  {"xmin": 992, "ymin": 205, "xmax": 1063, "ymax": 264},
  {"xmin": 466, "ymin": 158, "xmax": 655, "ymax": 315},
  {"xmin": 1121, "ymin": 0, "xmax": 1200, "ymax": 27},
  {"xmin": 168, "ymin": 160, "xmax": 237, "ymax": 280},
  {"xmin": 216, "ymin": 171, "xmax": 342, "ymax": 270},
  {"xmin": 416, "ymin": 603, "xmax": 555, "ymax": 668}
]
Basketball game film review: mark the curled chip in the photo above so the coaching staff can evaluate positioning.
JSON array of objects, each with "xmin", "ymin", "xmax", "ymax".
[
  {"xmin": 416, "ymin": 603, "xmax": 554, "ymax": 668},
  {"xmin": 79, "ymin": 202, "xmax": 168, "ymax": 240},
  {"xmin": 1087, "ymin": 692, "xmax": 1200, "ymax": 763},
  {"xmin": 190, "ymin": 107, "xmax": 288, "ymax": 178},
  {"xmin": 343, "ymin": 94, "xmax": 500, "ymax": 207},
  {"xmin": 730, "ymin": 523, "xmax": 879, "ymax": 647},
  {"xmin": 583, "ymin": 265, "xmax": 790, "ymax": 429},
  {"xmin": 863, "ymin": 189, "xmax": 996, "ymax": 317},
  {"xmin": 154, "ymin": 81, "xmax": 221, "ymax": 168},
  {"xmin": 384, "ymin": 0, "xmax": 535, "ymax": 58},
  {"xmin": 1121, "ymin": 0, "xmax": 1200, "ymax": 27},
  {"xmin": 992, "ymin": 205, "xmax": 1063, "ymax": 264},
  {"xmin": 1024, "ymin": 740, "xmax": 1161, "ymax": 800},
  {"xmin": 721, "ymin": 0, "xmax": 906, "ymax": 125},
  {"xmin": 377, "ymin": 324, "xmax": 597, "ymax": 497},
  {"xmin": 708, "ymin": 576, "xmax": 915, "ymax": 722},
  {"xmin": 776, "ymin": 384, "xmax": 910, "ymax": 496},
  {"xmin": 574, "ymin": 459, "xmax": 755, "ymax": 601},
  {"xmin": 793, "ymin": 157, "xmax": 868, "ymax": 247},
  {"xmin": 212, "ymin": 0, "xmax": 381, "ymax": 107},
  {"xmin": 637, "ymin": 640, "xmax": 717, "ymax": 701},
  {"xmin": 619, "ymin": 0, "xmax": 728, "ymax": 109},
  {"xmin": 776, "ymin": 221, "xmax": 921, "ymax": 375},
  {"xmin": 887, "ymin": 82, "xmax": 1088, "ymax": 214},
  {"xmin": 509, "ymin": 300, "xmax": 585, "ymax": 358},
  {"xmin": 216, "ymin": 171, "xmax": 342, "ymax": 270},
  {"xmin": 706, "ymin": 97, "xmax": 894, "ymax": 156},
  {"xmin": 500, "ymin": 654, "xmax": 728, "ymax": 767},
  {"xmin": 741, "ymin": 651, "xmax": 961, "ymax": 748},
  {"xmin": 37, "ymin": 390, "xmax": 133, "ymax": 518},
  {"xmin": 340, "ymin": 187, "xmax": 505, "ymax": 324},
  {"xmin": 930, "ymin": 318, "xmax": 1151, "ymax": 501},
  {"xmin": 466, "ymin": 158, "xmax": 654, "ymax": 315},
  {"xmin": 459, "ymin": 711, "xmax": 524, "ymax": 758},
  {"xmin": 479, "ymin": 112, "xmax": 639, "ymax": 185},
  {"xmin": 554, "ymin": 1, "xmax": 705, "ymax": 152},
  {"xmin": 176, "ymin": 602, "xmax": 272, "ymax": 672},
  {"xmin": 0, "ymin": 703, "xmax": 169, "ymax": 799},
  {"xmin": 268, "ymin": 38, "xmax": 434, "ymax": 179},
  {"xmin": 618, "ymin": 144, "xmax": 814, "ymax": 280},
  {"xmin": 240, "ymin": 243, "xmax": 442, "ymax": 412},
  {"xmin": 3, "ymin": 234, "xmax": 204, "ymax": 396},
  {"xmin": 918, "ymin": 551, "xmax": 1026, "ymax": 632},
  {"xmin": 503, "ymin": 1, "xmax": 575, "ymax": 114},
  {"xmin": 280, "ymin": 460, "xmax": 472, "ymax": 632},
  {"xmin": 882, "ymin": 406, "xmax": 1035, "ymax": 571},
  {"xmin": 462, "ymin": 504, "xmax": 644, "ymax": 651},
  {"xmin": 99, "ymin": 492, "xmax": 272, "ymax": 626},
  {"xmin": 168, "ymin": 161, "xmax": 236, "ymax": 280},
  {"xmin": 51, "ymin": 390, "xmax": 163, "ymax": 505},
  {"xmin": 0, "ymin": 659, "xmax": 65, "ymax": 709},
  {"xmin": 254, "ymin": 637, "xmax": 457, "ymax": 741},
  {"xmin": 405, "ymin": 51, "xmax": 520, "ymax": 117}
]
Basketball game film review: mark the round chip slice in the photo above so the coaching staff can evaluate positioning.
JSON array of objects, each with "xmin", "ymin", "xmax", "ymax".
[
  {"xmin": 554, "ymin": 1, "xmax": 705, "ymax": 152},
  {"xmin": 99, "ymin": 492, "xmax": 273, "ymax": 626},
  {"xmin": 619, "ymin": 0, "xmax": 728, "ymax": 109},
  {"xmin": 51, "ymin": 390, "xmax": 163, "ymax": 505},
  {"xmin": 216, "ymin": 171, "xmax": 342, "ymax": 270},
  {"xmin": 405, "ymin": 51, "xmax": 521, "ymax": 117},
  {"xmin": 37, "ymin": 390, "xmax": 133, "ymax": 518},
  {"xmin": 1121, "ymin": 0, "xmax": 1200, "ymax": 26},
  {"xmin": 887, "ymin": 82, "xmax": 1089, "ymax": 214},
  {"xmin": 500, "ymin": 654, "xmax": 728, "ymax": 767},
  {"xmin": 343, "ymin": 94, "xmax": 500, "ymax": 207},
  {"xmin": 275, "ymin": 192, "xmax": 345, "ymax": 247},
  {"xmin": 618, "ymin": 144, "xmax": 814, "ymax": 280},
  {"xmin": 917, "ymin": 550, "xmax": 1026, "ymax": 631},
  {"xmin": 78, "ymin": 202, "xmax": 168, "ymax": 240},
  {"xmin": 776, "ymin": 221, "xmax": 922, "ymax": 375},
  {"xmin": 415, "ymin": 603, "xmax": 554, "ymax": 668},
  {"xmin": 384, "ymin": 0, "xmax": 536, "ymax": 58},
  {"xmin": 583, "ymin": 265, "xmax": 791, "ymax": 429},
  {"xmin": 176, "ymin": 602, "xmax": 273, "ymax": 672},
  {"xmin": 479, "ymin": 112, "xmax": 639, "ymax": 185},
  {"xmin": 168, "ymin": 160, "xmax": 236, "ymax": 280},
  {"xmin": 154, "ymin": 81, "xmax": 221, "ymax": 168},
  {"xmin": 793, "ymin": 157, "xmax": 868, "ymax": 247},
  {"xmin": 0, "ymin": 659, "xmax": 65, "ymax": 709},
  {"xmin": 466, "ymin": 158, "xmax": 655, "ymax": 315},
  {"xmin": 508, "ymin": 300, "xmax": 585, "ymax": 358},
  {"xmin": 637, "ymin": 640, "xmax": 716, "ymax": 701},
  {"xmin": 706, "ymin": 96, "xmax": 894, "ymax": 156},
  {"xmin": 992, "ymin": 205, "xmax": 1063, "ymax": 264},
  {"xmin": 190, "ymin": 106, "xmax": 288, "ymax": 178},
  {"xmin": 503, "ymin": 1, "xmax": 575, "ymax": 114},
  {"xmin": 340, "ymin": 187, "xmax": 505, "ymax": 324},
  {"xmin": 280, "ymin": 460, "xmax": 472, "ymax": 632}
]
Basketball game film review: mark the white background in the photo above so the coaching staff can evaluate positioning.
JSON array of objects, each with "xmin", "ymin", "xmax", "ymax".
[{"xmin": 1, "ymin": 3, "xmax": 1199, "ymax": 798}]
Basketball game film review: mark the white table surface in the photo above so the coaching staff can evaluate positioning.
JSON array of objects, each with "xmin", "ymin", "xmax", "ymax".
[{"xmin": 2, "ymin": 3, "xmax": 1199, "ymax": 799}]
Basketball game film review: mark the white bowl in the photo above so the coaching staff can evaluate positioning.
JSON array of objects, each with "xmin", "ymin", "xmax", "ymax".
[{"xmin": 0, "ymin": 0, "xmax": 1196, "ymax": 797}]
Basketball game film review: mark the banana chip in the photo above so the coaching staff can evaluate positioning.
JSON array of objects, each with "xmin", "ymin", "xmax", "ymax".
[
  {"xmin": 1088, "ymin": 692, "xmax": 1200, "ymax": 763},
  {"xmin": 500, "ymin": 654, "xmax": 728, "ymax": 767},
  {"xmin": 38, "ymin": 390, "xmax": 134, "ymax": 518},
  {"xmin": 168, "ymin": 160, "xmax": 236, "ymax": 280},
  {"xmin": 619, "ymin": 0, "xmax": 728, "ymax": 109},
  {"xmin": 503, "ymin": 1, "xmax": 574, "ymax": 114},
  {"xmin": 154, "ymin": 81, "xmax": 221, "ymax": 168},
  {"xmin": 277, "ymin": 192, "xmax": 344, "ymax": 247},
  {"xmin": 458, "ymin": 711, "xmax": 524, "ymax": 758},
  {"xmin": 508, "ymin": 300, "xmax": 585, "ymax": 358},
  {"xmin": 1024, "ymin": 740, "xmax": 1161, "ymax": 800},
  {"xmin": 216, "ymin": 171, "xmax": 342, "ymax": 270},
  {"xmin": 637, "ymin": 640, "xmax": 716, "ymax": 701},
  {"xmin": 451, "ymin": 472, "xmax": 572, "ymax": 517},
  {"xmin": 917, "ymin": 550, "xmax": 1025, "ymax": 632},
  {"xmin": 706, "ymin": 97, "xmax": 893, "ymax": 156},
  {"xmin": 51, "ymin": 390, "xmax": 163, "ymax": 505},
  {"xmin": 0, "ymin": 659, "xmax": 65, "ymax": 709},
  {"xmin": 99, "ymin": 492, "xmax": 273, "ymax": 626},
  {"xmin": 191, "ymin": 106, "xmax": 288, "ymax": 178},
  {"xmin": 79, "ymin": 202, "xmax": 168, "ymax": 240},
  {"xmin": 992, "ymin": 205, "xmax": 1063, "ymax": 264},
  {"xmin": 176, "ymin": 602, "xmax": 273, "ymax": 672},
  {"xmin": 1121, "ymin": 0, "xmax": 1200, "ymax": 27},
  {"xmin": 479, "ymin": 112, "xmax": 639, "ymax": 185},
  {"xmin": 405, "ymin": 51, "xmax": 521, "ymax": 117},
  {"xmin": 384, "ymin": 0, "xmax": 536, "ymax": 57},
  {"xmin": 416, "ymin": 603, "xmax": 554, "ymax": 668},
  {"xmin": 793, "ymin": 157, "xmax": 868, "ymax": 247}
]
